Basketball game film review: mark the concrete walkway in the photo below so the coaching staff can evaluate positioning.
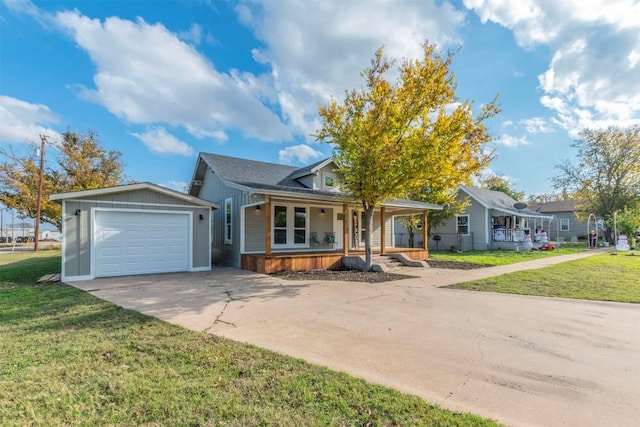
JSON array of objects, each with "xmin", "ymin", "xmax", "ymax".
[{"xmin": 70, "ymin": 249, "xmax": 640, "ymax": 427}]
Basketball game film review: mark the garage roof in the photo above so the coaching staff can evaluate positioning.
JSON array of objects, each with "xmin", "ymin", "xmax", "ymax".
[{"xmin": 51, "ymin": 182, "xmax": 219, "ymax": 208}]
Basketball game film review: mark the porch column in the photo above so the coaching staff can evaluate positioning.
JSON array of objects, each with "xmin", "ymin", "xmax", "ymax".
[
  {"xmin": 265, "ymin": 197, "xmax": 272, "ymax": 257},
  {"xmin": 422, "ymin": 210, "xmax": 428, "ymax": 250},
  {"xmin": 380, "ymin": 207, "xmax": 386, "ymax": 254},
  {"xmin": 342, "ymin": 204, "xmax": 349, "ymax": 255}
]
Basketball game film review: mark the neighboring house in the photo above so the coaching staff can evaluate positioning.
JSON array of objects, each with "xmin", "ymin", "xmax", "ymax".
[
  {"xmin": 418, "ymin": 185, "xmax": 553, "ymax": 251},
  {"xmin": 51, "ymin": 183, "xmax": 218, "ymax": 281},
  {"xmin": 188, "ymin": 153, "xmax": 442, "ymax": 273},
  {"xmin": 529, "ymin": 200, "xmax": 589, "ymax": 241}
]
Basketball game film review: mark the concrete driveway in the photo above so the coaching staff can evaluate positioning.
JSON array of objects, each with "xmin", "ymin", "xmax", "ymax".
[{"xmin": 71, "ymin": 266, "xmax": 640, "ymax": 427}]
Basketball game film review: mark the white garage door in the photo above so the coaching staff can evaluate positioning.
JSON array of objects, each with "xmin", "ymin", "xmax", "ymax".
[{"xmin": 94, "ymin": 210, "xmax": 190, "ymax": 277}]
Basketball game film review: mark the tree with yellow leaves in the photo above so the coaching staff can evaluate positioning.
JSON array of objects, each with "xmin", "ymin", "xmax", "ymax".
[
  {"xmin": 315, "ymin": 42, "xmax": 499, "ymax": 269},
  {"xmin": 0, "ymin": 129, "xmax": 125, "ymax": 229}
]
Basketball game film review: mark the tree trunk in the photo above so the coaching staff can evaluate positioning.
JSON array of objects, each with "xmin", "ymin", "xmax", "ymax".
[{"xmin": 363, "ymin": 206, "xmax": 375, "ymax": 271}]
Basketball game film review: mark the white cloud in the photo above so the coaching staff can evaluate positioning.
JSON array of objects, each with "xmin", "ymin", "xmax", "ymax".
[
  {"xmin": 497, "ymin": 134, "xmax": 529, "ymax": 147},
  {"xmin": 519, "ymin": 117, "xmax": 553, "ymax": 134},
  {"xmin": 0, "ymin": 95, "xmax": 61, "ymax": 144},
  {"xmin": 278, "ymin": 144, "xmax": 324, "ymax": 165},
  {"xmin": 52, "ymin": 10, "xmax": 291, "ymax": 143},
  {"xmin": 464, "ymin": 0, "xmax": 640, "ymax": 130},
  {"xmin": 130, "ymin": 127, "xmax": 194, "ymax": 156},
  {"xmin": 178, "ymin": 23, "xmax": 202, "ymax": 45},
  {"xmin": 473, "ymin": 168, "xmax": 518, "ymax": 186},
  {"xmin": 236, "ymin": 0, "xmax": 465, "ymax": 139}
]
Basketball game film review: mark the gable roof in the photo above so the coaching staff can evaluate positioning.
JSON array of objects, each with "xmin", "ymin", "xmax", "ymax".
[
  {"xmin": 289, "ymin": 157, "xmax": 335, "ymax": 180},
  {"xmin": 191, "ymin": 152, "xmax": 442, "ymax": 210},
  {"xmin": 51, "ymin": 182, "xmax": 219, "ymax": 208},
  {"xmin": 198, "ymin": 153, "xmax": 304, "ymax": 188},
  {"xmin": 459, "ymin": 185, "xmax": 551, "ymax": 218},
  {"xmin": 529, "ymin": 200, "xmax": 579, "ymax": 213}
]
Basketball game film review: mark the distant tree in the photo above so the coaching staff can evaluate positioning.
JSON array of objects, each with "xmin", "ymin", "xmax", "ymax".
[
  {"xmin": 616, "ymin": 206, "xmax": 640, "ymax": 238},
  {"xmin": 527, "ymin": 191, "xmax": 571, "ymax": 204},
  {"xmin": 475, "ymin": 171, "xmax": 524, "ymax": 201},
  {"xmin": 0, "ymin": 129, "xmax": 126, "ymax": 229},
  {"xmin": 315, "ymin": 42, "xmax": 499, "ymax": 269},
  {"xmin": 552, "ymin": 125, "xmax": 640, "ymax": 242}
]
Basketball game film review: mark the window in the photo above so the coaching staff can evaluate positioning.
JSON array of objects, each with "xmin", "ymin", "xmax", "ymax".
[
  {"xmin": 560, "ymin": 218, "xmax": 570, "ymax": 231},
  {"xmin": 273, "ymin": 205, "xmax": 308, "ymax": 246},
  {"xmin": 294, "ymin": 207, "xmax": 306, "ymax": 243},
  {"xmin": 224, "ymin": 198, "xmax": 232, "ymax": 244},
  {"xmin": 456, "ymin": 215, "xmax": 469, "ymax": 235},
  {"xmin": 274, "ymin": 205, "xmax": 287, "ymax": 244}
]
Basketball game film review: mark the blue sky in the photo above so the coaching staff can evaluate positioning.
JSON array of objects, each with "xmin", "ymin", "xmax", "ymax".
[{"xmin": 1, "ymin": 0, "xmax": 639, "ymax": 210}]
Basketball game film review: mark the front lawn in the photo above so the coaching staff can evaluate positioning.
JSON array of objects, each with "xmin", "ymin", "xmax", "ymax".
[
  {"xmin": 447, "ymin": 253, "xmax": 640, "ymax": 303},
  {"xmin": 0, "ymin": 251, "xmax": 499, "ymax": 426},
  {"xmin": 430, "ymin": 243, "xmax": 589, "ymax": 266}
]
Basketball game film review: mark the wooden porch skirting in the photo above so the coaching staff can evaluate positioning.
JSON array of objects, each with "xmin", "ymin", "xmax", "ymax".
[{"xmin": 241, "ymin": 248, "xmax": 428, "ymax": 274}]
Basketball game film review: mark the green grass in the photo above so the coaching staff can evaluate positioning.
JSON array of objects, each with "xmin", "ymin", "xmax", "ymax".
[
  {"xmin": 430, "ymin": 243, "xmax": 589, "ymax": 266},
  {"xmin": 447, "ymin": 253, "xmax": 640, "ymax": 303},
  {"xmin": 0, "ymin": 251, "xmax": 500, "ymax": 426}
]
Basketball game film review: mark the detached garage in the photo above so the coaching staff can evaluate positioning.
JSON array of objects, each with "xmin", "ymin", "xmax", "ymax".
[{"xmin": 51, "ymin": 183, "xmax": 218, "ymax": 281}]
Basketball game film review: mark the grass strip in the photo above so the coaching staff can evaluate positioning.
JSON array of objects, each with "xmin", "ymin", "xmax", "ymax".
[
  {"xmin": 430, "ymin": 244, "xmax": 590, "ymax": 266},
  {"xmin": 447, "ymin": 253, "xmax": 640, "ymax": 303}
]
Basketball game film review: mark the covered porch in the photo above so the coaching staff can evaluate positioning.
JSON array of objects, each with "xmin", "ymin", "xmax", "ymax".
[
  {"xmin": 490, "ymin": 209, "xmax": 554, "ymax": 249},
  {"xmin": 240, "ymin": 196, "xmax": 437, "ymax": 274}
]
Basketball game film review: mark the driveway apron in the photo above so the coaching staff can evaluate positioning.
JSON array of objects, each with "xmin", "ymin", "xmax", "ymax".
[{"xmin": 71, "ymin": 258, "xmax": 640, "ymax": 427}]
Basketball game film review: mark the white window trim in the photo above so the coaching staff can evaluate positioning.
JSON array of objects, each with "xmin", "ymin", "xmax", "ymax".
[
  {"xmin": 560, "ymin": 218, "xmax": 570, "ymax": 231},
  {"xmin": 457, "ymin": 214, "xmax": 470, "ymax": 236},
  {"xmin": 224, "ymin": 198, "xmax": 233, "ymax": 244},
  {"xmin": 272, "ymin": 203, "xmax": 309, "ymax": 249}
]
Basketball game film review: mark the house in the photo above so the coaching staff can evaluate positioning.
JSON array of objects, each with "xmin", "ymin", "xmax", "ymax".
[
  {"xmin": 528, "ymin": 200, "xmax": 589, "ymax": 241},
  {"xmin": 188, "ymin": 153, "xmax": 442, "ymax": 273},
  {"xmin": 51, "ymin": 183, "xmax": 218, "ymax": 281},
  {"xmin": 418, "ymin": 186, "xmax": 553, "ymax": 251}
]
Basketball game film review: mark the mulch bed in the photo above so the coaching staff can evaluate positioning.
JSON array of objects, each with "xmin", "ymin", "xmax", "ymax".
[
  {"xmin": 272, "ymin": 260, "xmax": 490, "ymax": 283},
  {"xmin": 272, "ymin": 269, "xmax": 412, "ymax": 283}
]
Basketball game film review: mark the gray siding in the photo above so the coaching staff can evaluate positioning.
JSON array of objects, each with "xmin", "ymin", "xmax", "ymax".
[
  {"xmin": 245, "ymin": 206, "xmax": 266, "ymax": 252},
  {"xmin": 62, "ymin": 188, "xmax": 211, "ymax": 278},
  {"xmin": 196, "ymin": 169, "xmax": 250, "ymax": 268},
  {"xmin": 63, "ymin": 200, "xmax": 91, "ymax": 277},
  {"xmin": 210, "ymin": 191, "xmax": 250, "ymax": 268},
  {"xmin": 546, "ymin": 212, "xmax": 589, "ymax": 240},
  {"xmin": 431, "ymin": 195, "xmax": 488, "ymax": 251}
]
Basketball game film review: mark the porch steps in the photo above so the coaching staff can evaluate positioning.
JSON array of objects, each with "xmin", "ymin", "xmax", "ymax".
[{"xmin": 372, "ymin": 254, "xmax": 427, "ymax": 272}]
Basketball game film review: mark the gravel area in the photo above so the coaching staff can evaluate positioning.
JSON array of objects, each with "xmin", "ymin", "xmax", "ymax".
[{"xmin": 272, "ymin": 260, "xmax": 490, "ymax": 283}]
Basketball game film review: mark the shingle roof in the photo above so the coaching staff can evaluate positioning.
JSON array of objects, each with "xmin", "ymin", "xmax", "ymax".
[
  {"xmin": 196, "ymin": 152, "xmax": 442, "ymax": 210},
  {"xmin": 529, "ymin": 200, "xmax": 579, "ymax": 213},
  {"xmin": 460, "ymin": 185, "xmax": 550, "ymax": 218},
  {"xmin": 199, "ymin": 153, "xmax": 304, "ymax": 188}
]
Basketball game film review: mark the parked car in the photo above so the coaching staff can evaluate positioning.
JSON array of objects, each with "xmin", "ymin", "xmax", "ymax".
[{"xmin": 0, "ymin": 236, "xmax": 6, "ymax": 243}]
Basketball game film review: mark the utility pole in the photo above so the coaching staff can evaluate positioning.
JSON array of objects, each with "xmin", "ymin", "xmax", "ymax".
[{"xmin": 34, "ymin": 135, "xmax": 46, "ymax": 251}]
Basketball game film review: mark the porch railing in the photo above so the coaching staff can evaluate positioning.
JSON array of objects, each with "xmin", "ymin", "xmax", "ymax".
[{"xmin": 492, "ymin": 228, "xmax": 529, "ymax": 242}]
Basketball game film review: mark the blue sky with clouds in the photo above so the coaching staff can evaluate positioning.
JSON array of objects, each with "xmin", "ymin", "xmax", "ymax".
[{"xmin": 1, "ymin": 0, "xmax": 639, "ymax": 205}]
